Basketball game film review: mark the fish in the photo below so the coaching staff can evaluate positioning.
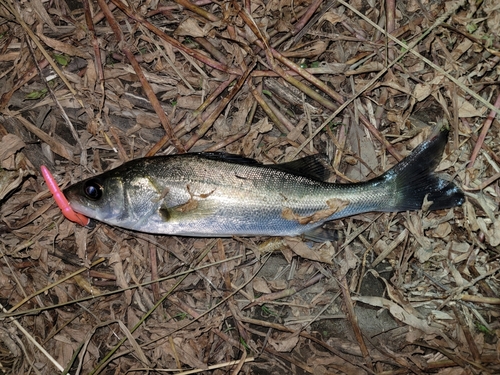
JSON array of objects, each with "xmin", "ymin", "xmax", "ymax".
[{"xmin": 63, "ymin": 129, "xmax": 464, "ymax": 239}]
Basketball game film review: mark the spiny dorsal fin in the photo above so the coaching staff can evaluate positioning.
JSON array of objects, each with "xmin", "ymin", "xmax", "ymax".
[
  {"xmin": 270, "ymin": 155, "xmax": 333, "ymax": 181},
  {"xmin": 199, "ymin": 152, "xmax": 332, "ymax": 181},
  {"xmin": 199, "ymin": 152, "xmax": 261, "ymax": 165}
]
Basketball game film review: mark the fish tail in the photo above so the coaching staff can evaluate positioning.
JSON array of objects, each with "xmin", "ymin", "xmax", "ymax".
[{"xmin": 381, "ymin": 128, "xmax": 464, "ymax": 211}]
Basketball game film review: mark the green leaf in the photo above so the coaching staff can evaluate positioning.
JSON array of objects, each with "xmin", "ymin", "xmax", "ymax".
[
  {"xmin": 54, "ymin": 53, "xmax": 71, "ymax": 66},
  {"xmin": 25, "ymin": 88, "xmax": 48, "ymax": 100}
]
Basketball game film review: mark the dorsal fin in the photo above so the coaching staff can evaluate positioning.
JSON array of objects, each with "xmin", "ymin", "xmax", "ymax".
[
  {"xmin": 199, "ymin": 152, "xmax": 261, "ymax": 165},
  {"xmin": 270, "ymin": 155, "xmax": 332, "ymax": 181},
  {"xmin": 199, "ymin": 152, "xmax": 332, "ymax": 181}
]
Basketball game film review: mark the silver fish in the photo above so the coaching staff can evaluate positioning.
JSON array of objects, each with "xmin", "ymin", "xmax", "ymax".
[{"xmin": 63, "ymin": 129, "xmax": 464, "ymax": 238}]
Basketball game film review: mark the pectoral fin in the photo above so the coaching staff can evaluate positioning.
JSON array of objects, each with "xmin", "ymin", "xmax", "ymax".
[{"xmin": 158, "ymin": 200, "xmax": 216, "ymax": 222}]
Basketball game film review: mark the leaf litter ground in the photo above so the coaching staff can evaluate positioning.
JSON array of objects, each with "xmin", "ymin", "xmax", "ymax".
[{"xmin": 0, "ymin": 0, "xmax": 499, "ymax": 374}]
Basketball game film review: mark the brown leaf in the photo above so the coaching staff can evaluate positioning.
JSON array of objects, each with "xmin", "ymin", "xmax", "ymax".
[
  {"xmin": 37, "ymin": 33, "xmax": 91, "ymax": 59},
  {"xmin": 284, "ymin": 237, "xmax": 335, "ymax": 264},
  {"xmin": 269, "ymin": 333, "xmax": 299, "ymax": 352},
  {"xmin": 174, "ymin": 18, "xmax": 212, "ymax": 37},
  {"xmin": 0, "ymin": 134, "xmax": 25, "ymax": 164},
  {"xmin": 253, "ymin": 277, "xmax": 272, "ymax": 294}
]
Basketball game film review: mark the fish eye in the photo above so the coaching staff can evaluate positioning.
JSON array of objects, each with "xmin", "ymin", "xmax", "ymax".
[{"xmin": 83, "ymin": 180, "xmax": 103, "ymax": 200}]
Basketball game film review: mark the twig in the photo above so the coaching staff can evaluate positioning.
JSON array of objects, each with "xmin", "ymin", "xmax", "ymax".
[
  {"xmin": 184, "ymin": 63, "xmax": 255, "ymax": 150},
  {"xmin": 109, "ymin": 0, "xmax": 242, "ymax": 75},
  {"xmin": 174, "ymin": 0, "xmax": 220, "ymax": 22},
  {"xmin": 468, "ymin": 91, "xmax": 500, "ymax": 166},
  {"xmin": 82, "ymin": 0, "xmax": 106, "ymax": 116},
  {"xmin": 97, "ymin": 0, "xmax": 185, "ymax": 153},
  {"xmin": 250, "ymin": 83, "xmax": 289, "ymax": 135},
  {"xmin": 339, "ymin": 274, "xmax": 374, "ymax": 372},
  {"xmin": 337, "ymin": 0, "xmax": 500, "ymax": 118}
]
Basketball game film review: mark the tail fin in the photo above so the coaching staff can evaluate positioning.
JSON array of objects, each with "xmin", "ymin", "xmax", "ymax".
[{"xmin": 381, "ymin": 129, "xmax": 464, "ymax": 211}]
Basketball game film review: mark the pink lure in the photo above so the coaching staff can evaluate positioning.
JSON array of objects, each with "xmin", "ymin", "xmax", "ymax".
[{"xmin": 40, "ymin": 165, "xmax": 90, "ymax": 226}]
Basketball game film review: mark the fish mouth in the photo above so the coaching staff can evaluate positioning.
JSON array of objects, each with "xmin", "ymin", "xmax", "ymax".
[{"xmin": 63, "ymin": 185, "xmax": 94, "ymax": 217}]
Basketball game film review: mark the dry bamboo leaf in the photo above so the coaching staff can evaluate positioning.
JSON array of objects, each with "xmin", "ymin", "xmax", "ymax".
[
  {"xmin": 109, "ymin": 251, "xmax": 132, "ymax": 304},
  {"xmin": 308, "ymin": 356, "xmax": 366, "ymax": 375},
  {"xmin": 172, "ymin": 337, "xmax": 208, "ymax": 369},
  {"xmin": 338, "ymin": 245, "xmax": 359, "ymax": 277},
  {"xmin": 451, "ymin": 38, "xmax": 474, "ymax": 60},
  {"xmin": 346, "ymin": 125, "xmax": 378, "ymax": 180},
  {"xmin": 457, "ymin": 96, "xmax": 486, "ymax": 118},
  {"xmin": 85, "ymin": 59, "xmax": 97, "ymax": 91},
  {"xmin": 0, "ymin": 325, "xmax": 21, "ymax": 357},
  {"xmin": 30, "ymin": 0, "xmax": 57, "ymax": 31},
  {"xmin": 116, "ymin": 320, "xmax": 150, "ymax": 366},
  {"xmin": 372, "ymin": 229, "xmax": 408, "ymax": 267},
  {"xmin": 0, "ymin": 134, "xmax": 25, "ymax": 163},
  {"xmin": 413, "ymin": 75, "xmax": 445, "ymax": 102},
  {"xmin": 74, "ymin": 226, "xmax": 88, "ymax": 263},
  {"xmin": 177, "ymin": 95, "xmax": 202, "ymax": 110},
  {"xmin": 0, "ymin": 52, "xmax": 19, "ymax": 61},
  {"xmin": 430, "ymin": 222, "xmax": 452, "ymax": 238},
  {"xmin": 174, "ymin": 18, "xmax": 212, "ymax": 37},
  {"xmin": 268, "ymin": 279, "xmax": 287, "ymax": 290},
  {"xmin": 241, "ymin": 129, "xmax": 258, "ymax": 155},
  {"xmin": 281, "ymin": 40, "xmax": 328, "ymax": 58},
  {"xmin": 269, "ymin": 332, "xmax": 299, "ymax": 352},
  {"xmin": 484, "ymin": 0, "xmax": 500, "ymax": 35},
  {"xmin": 242, "ymin": 117, "xmax": 271, "ymax": 155},
  {"xmin": 136, "ymin": 112, "xmax": 161, "ymax": 129},
  {"xmin": 353, "ymin": 296, "xmax": 446, "ymax": 336},
  {"xmin": 413, "ymin": 83, "xmax": 433, "ymax": 102},
  {"xmin": 406, "ymin": 215, "xmax": 433, "ymax": 263},
  {"xmin": 73, "ymin": 274, "xmax": 103, "ymax": 296},
  {"xmin": 15, "ymin": 115, "xmax": 74, "ymax": 161},
  {"xmin": 346, "ymin": 61, "xmax": 385, "ymax": 75},
  {"xmin": 320, "ymin": 10, "xmax": 347, "ymax": 25},
  {"xmin": 0, "ymin": 167, "xmax": 27, "ymax": 201},
  {"xmin": 284, "ymin": 237, "xmax": 335, "ymax": 264},
  {"xmin": 0, "ymin": 134, "xmax": 31, "ymax": 200},
  {"xmin": 476, "ymin": 217, "xmax": 500, "ymax": 246},
  {"xmin": 37, "ymin": 32, "xmax": 91, "ymax": 59},
  {"xmin": 448, "ymin": 261, "xmax": 465, "ymax": 286},
  {"xmin": 253, "ymin": 277, "xmax": 272, "ymax": 294}
]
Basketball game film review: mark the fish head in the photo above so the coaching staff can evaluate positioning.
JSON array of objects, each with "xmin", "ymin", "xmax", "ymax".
[{"xmin": 63, "ymin": 174, "xmax": 128, "ymax": 225}]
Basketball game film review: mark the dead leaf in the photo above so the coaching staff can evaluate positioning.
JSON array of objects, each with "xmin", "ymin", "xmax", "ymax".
[
  {"xmin": 338, "ymin": 245, "xmax": 359, "ymax": 277},
  {"xmin": 37, "ymin": 33, "xmax": 91, "ymax": 59},
  {"xmin": 320, "ymin": 10, "xmax": 346, "ymax": 25},
  {"xmin": 253, "ymin": 277, "xmax": 272, "ymax": 294},
  {"xmin": 281, "ymin": 40, "xmax": 328, "ymax": 58},
  {"xmin": 269, "ymin": 332, "xmax": 299, "ymax": 352},
  {"xmin": 476, "ymin": 217, "xmax": 500, "ymax": 246},
  {"xmin": 174, "ymin": 18, "xmax": 212, "ymax": 37},
  {"xmin": 353, "ymin": 296, "xmax": 446, "ymax": 336},
  {"xmin": 457, "ymin": 96, "xmax": 486, "ymax": 118},
  {"xmin": 284, "ymin": 237, "xmax": 335, "ymax": 264},
  {"xmin": 0, "ymin": 134, "xmax": 25, "ymax": 164},
  {"xmin": 136, "ymin": 112, "xmax": 161, "ymax": 129}
]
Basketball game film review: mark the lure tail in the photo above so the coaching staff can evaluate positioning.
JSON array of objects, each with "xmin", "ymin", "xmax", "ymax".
[
  {"xmin": 380, "ymin": 129, "xmax": 464, "ymax": 211},
  {"xmin": 41, "ymin": 166, "xmax": 90, "ymax": 226}
]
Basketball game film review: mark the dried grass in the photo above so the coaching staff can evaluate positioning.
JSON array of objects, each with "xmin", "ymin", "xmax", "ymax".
[{"xmin": 0, "ymin": 0, "xmax": 499, "ymax": 373}]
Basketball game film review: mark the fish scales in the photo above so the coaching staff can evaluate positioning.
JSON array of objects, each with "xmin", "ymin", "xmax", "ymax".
[{"xmin": 118, "ymin": 155, "xmax": 387, "ymax": 236}]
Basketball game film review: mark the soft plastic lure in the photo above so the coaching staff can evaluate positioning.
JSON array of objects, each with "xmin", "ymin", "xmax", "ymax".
[{"xmin": 40, "ymin": 165, "xmax": 90, "ymax": 226}]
